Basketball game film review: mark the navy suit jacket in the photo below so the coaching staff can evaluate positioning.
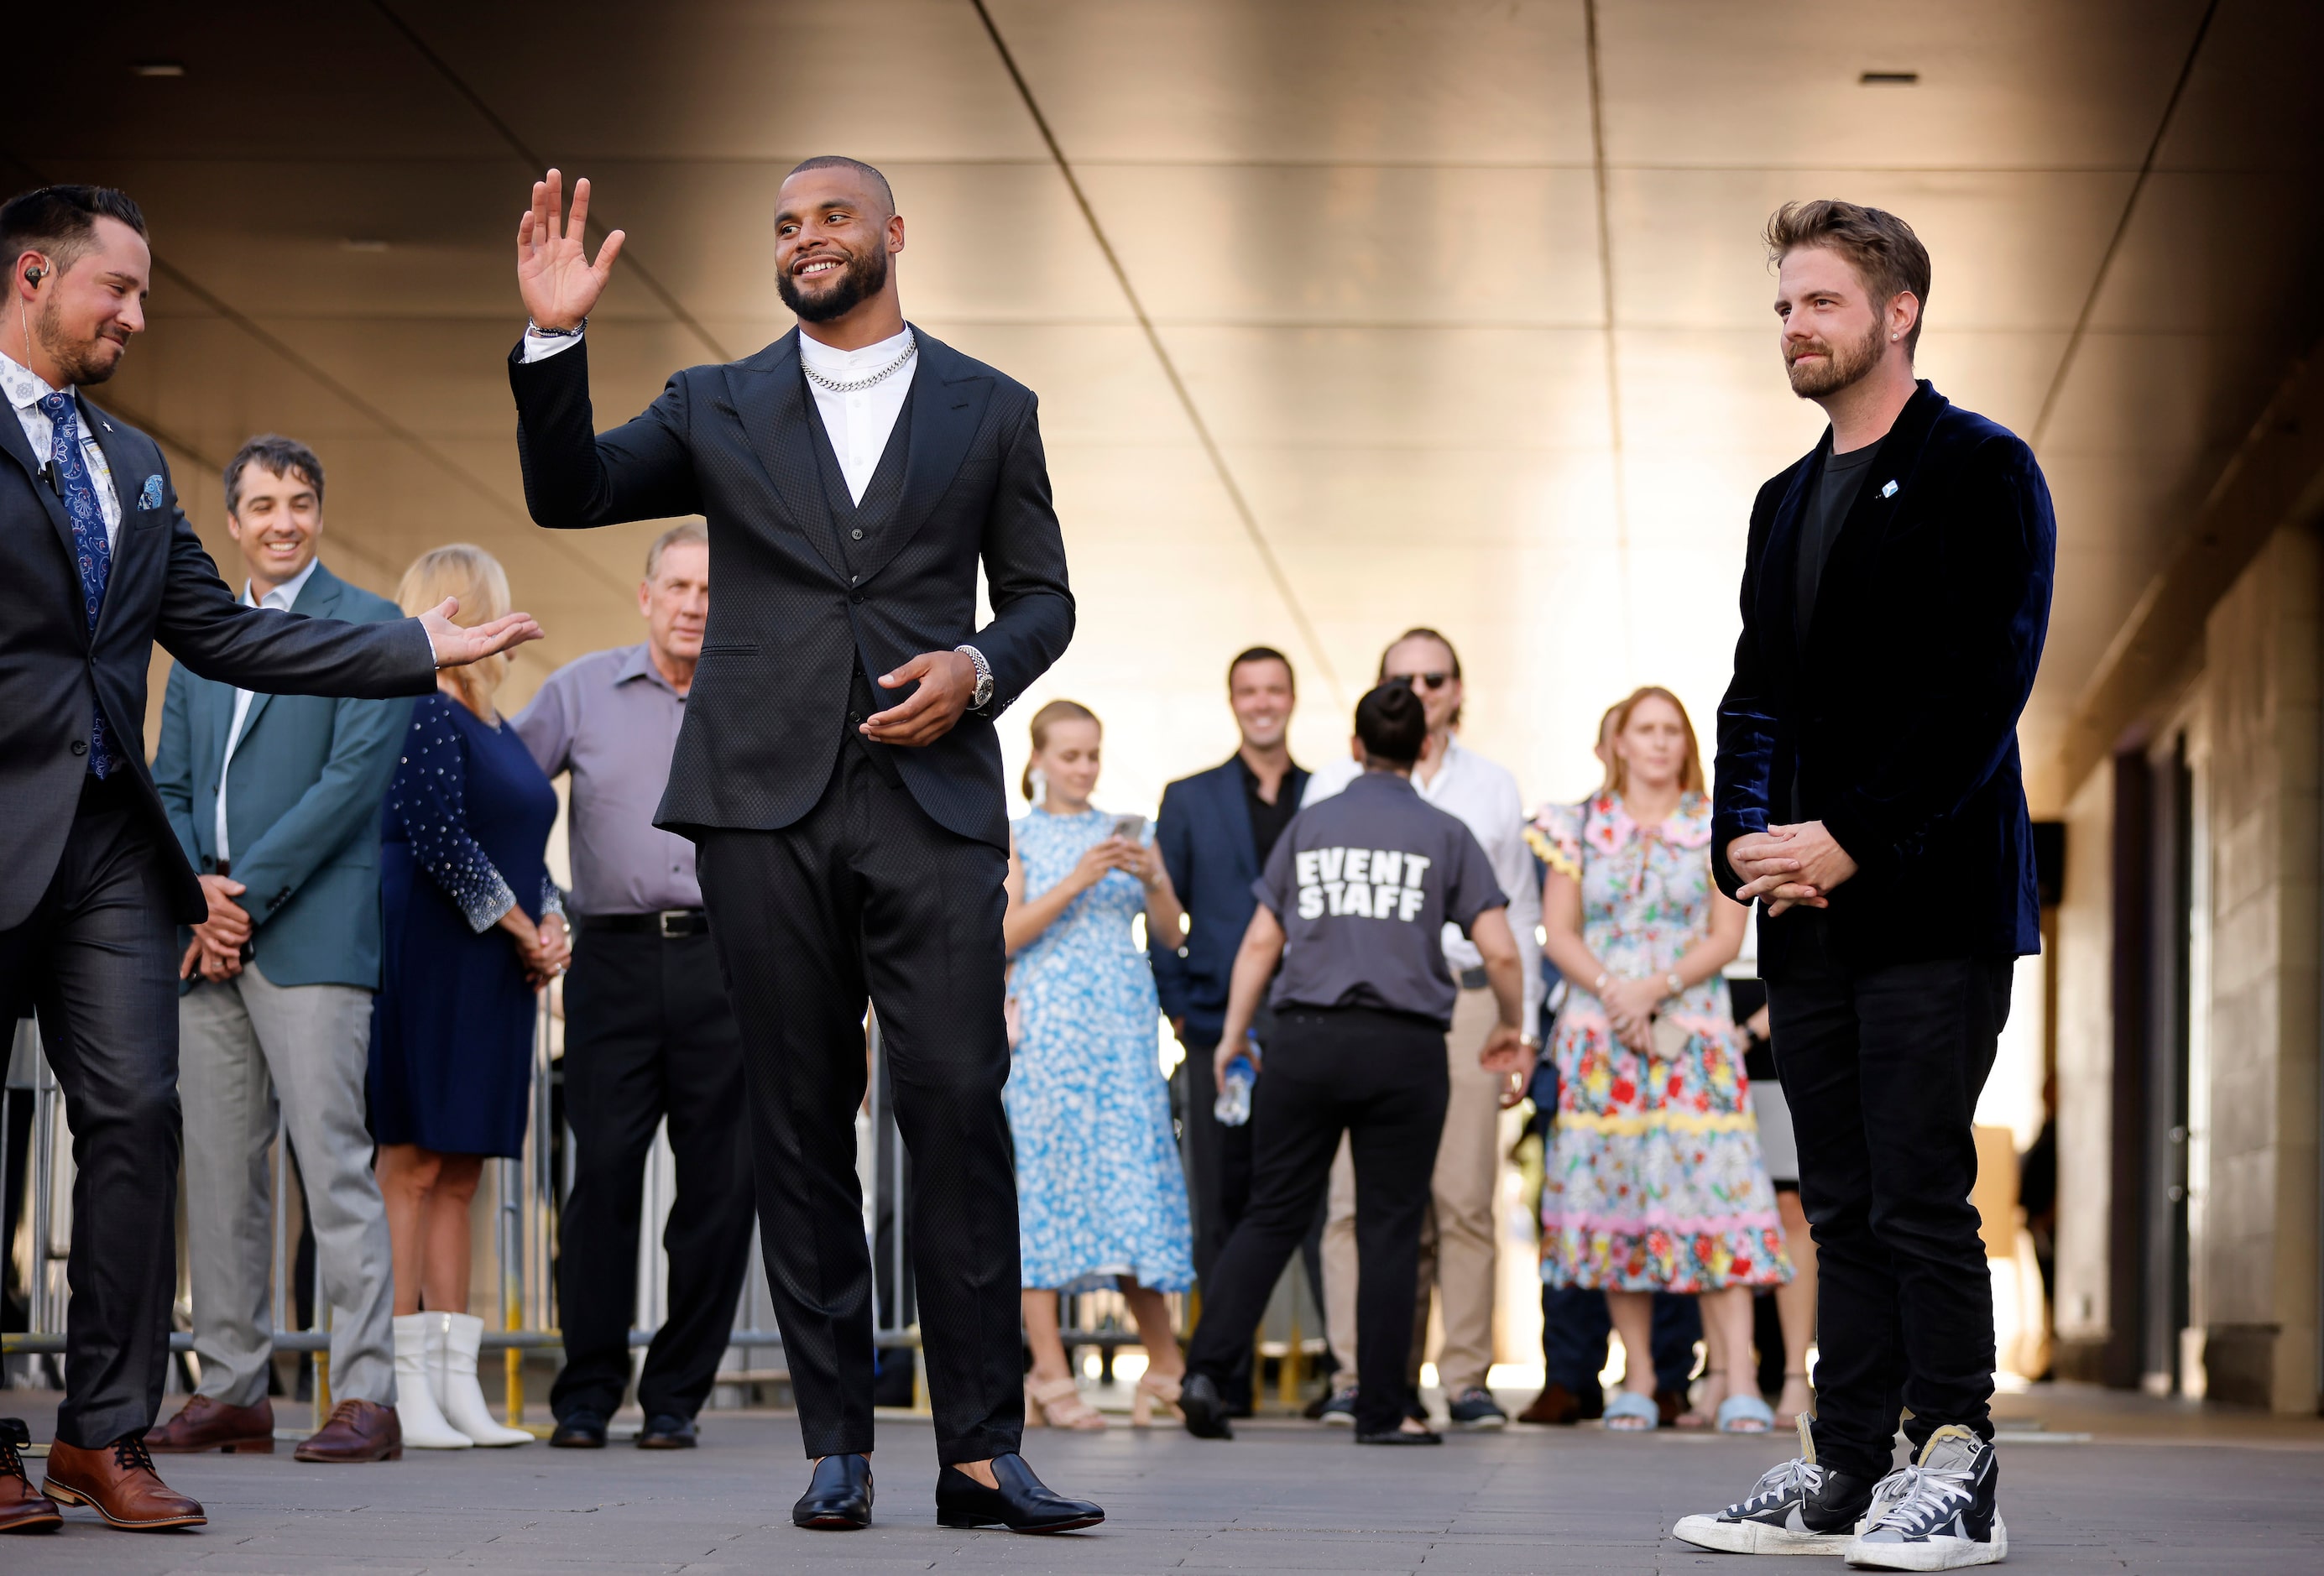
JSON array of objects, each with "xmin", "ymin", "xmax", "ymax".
[
  {"xmin": 1711, "ymin": 381, "xmax": 2054, "ymax": 973},
  {"xmin": 0, "ymin": 394, "xmax": 436, "ymax": 937},
  {"xmin": 1152, "ymin": 755, "xmax": 1309, "ymax": 1044},
  {"xmin": 152, "ymin": 562, "xmax": 415, "ymax": 991},
  {"xmin": 509, "ymin": 329, "xmax": 1073, "ymax": 852}
]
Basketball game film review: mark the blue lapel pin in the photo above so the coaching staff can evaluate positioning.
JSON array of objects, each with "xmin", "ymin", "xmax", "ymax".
[
  {"xmin": 138, "ymin": 474, "xmax": 164, "ymax": 511},
  {"xmin": 1880, "ymin": 479, "xmax": 1898, "ymax": 498}
]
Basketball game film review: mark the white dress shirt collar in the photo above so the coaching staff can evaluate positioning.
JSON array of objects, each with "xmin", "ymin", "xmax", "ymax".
[{"xmin": 243, "ymin": 553, "xmax": 322, "ymax": 611}]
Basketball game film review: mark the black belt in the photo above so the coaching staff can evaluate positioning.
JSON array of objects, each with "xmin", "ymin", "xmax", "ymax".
[{"xmin": 579, "ymin": 909, "xmax": 710, "ymax": 938}]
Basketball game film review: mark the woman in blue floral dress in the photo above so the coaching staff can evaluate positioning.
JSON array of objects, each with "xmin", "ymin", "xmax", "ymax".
[
  {"xmin": 1530, "ymin": 686, "xmax": 1789, "ymax": 1433},
  {"xmin": 1004, "ymin": 701, "xmax": 1196, "ymax": 1430}
]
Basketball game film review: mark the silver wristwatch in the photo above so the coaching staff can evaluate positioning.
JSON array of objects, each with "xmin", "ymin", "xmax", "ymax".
[{"xmin": 955, "ymin": 644, "xmax": 994, "ymax": 709}]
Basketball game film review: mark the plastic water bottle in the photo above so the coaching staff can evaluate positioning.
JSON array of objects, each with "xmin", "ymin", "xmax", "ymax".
[{"xmin": 1214, "ymin": 1049, "xmax": 1256, "ymax": 1127}]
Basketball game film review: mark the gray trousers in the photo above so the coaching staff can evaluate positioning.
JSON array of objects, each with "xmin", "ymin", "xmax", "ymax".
[{"xmin": 180, "ymin": 962, "xmax": 396, "ymax": 1407}]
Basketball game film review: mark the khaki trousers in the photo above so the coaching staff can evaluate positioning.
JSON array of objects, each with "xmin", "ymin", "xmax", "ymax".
[{"xmin": 1324, "ymin": 985, "xmax": 1503, "ymax": 1393}]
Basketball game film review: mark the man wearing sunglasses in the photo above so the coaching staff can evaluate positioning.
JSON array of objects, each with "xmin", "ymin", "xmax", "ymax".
[{"xmin": 1298, "ymin": 628, "xmax": 1542, "ymax": 1429}]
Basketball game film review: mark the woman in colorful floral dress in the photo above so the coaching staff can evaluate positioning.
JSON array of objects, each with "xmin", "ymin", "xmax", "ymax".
[
  {"xmin": 1529, "ymin": 686, "xmax": 1789, "ymax": 1433},
  {"xmin": 1003, "ymin": 701, "xmax": 1196, "ymax": 1430}
]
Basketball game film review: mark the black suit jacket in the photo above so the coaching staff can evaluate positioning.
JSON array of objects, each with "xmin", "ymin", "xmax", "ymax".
[
  {"xmin": 1151, "ymin": 755, "xmax": 1310, "ymax": 1043},
  {"xmin": 0, "ymin": 394, "xmax": 439, "ymax": 933},
  {"xmin": 509, "ymin": 328, "xmax": 1073, "ymax": 852},
  {"xmin": 1711, "ymin": 381, "xmax": 2055, "ymax": 973}
]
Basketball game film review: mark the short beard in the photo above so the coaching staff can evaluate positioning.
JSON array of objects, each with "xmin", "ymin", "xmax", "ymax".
[
  {"xmin": 1785, "ymin": 316, "xmax": 1885, "ymax": 399},
  {"xmin": 777, "ymin": 243, "xmax": 890, "ymax": 324},
  {"xmin": 34, "ymin": 295, "xmax": 122, "ymax": 386}
]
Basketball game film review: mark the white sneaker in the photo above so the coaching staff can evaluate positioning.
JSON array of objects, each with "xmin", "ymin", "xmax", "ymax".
[
  {"xmin": 432, "ymin": 1312, "xmax": 534, "ymax": 1447},
  {"xmin": 1672, "ymin": 1412, "xmax": 1873, "ymax": 1555},
  {"xmin": 1845, "ymin": 1425, "xmax": 2006, "ymax": 1569},
  {"xmin": 391, "ymin": 1314, "xmax": 472, "ymax": 1449}
]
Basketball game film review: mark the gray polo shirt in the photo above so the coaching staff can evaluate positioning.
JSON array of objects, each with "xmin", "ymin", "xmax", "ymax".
[
  {"xmin": 512, "ymin": 644, "xmax": 699, "ymax": 917},
  {"xmin": 1254, "ymin": 770, "xmax": 1507, "ymax": 1027}
]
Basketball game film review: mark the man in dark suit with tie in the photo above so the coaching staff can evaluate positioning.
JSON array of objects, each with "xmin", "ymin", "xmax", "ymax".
[
  {"xmin": 0, "ymin": 185, "xmax": 536, "ymax": 1535},
  {"xmin": 1152, "ymin": 645, "xmax": 1308, "ymax": 1405},
  {"xmin": 1678, "ymin": 201, "xmax": 2052, "ymax": 1570},
  {"xmin": 507, "ymin": 160, "xmax": 1094, "ymax": 1534}
]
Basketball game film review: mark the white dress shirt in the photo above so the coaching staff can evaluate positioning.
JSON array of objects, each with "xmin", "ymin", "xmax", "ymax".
[
  {"xmin": 1304, "ymin": 736, "xmax": 1546, "ymax": 1031},
  {"xmin": 522, "ymin": 323, "xmax": 918, "ymax": 504},
  {"xmin": 2, "ymin": 347, "xmax": 121, "ymax": 547},
  {"xmin": 216, "ymin": 556, "xmax": 322, "ymax": 863}
]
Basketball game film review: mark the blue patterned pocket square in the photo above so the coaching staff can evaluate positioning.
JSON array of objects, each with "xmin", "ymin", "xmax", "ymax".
[{"xmin": 138, "ymin": 474, "xmax": 164, "ymax": 511}]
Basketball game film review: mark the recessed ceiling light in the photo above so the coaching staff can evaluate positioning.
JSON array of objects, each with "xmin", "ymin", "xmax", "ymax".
[
  {"xmin": 1860, "ymin": 70, "xmax": 1919, "ymax": 85},
  {"xmin": 342, "ymin": 238, "xmax": 390, "ymax": 253},
  {"xmin": 131, "ymin": 61, "xmax": 186, "ymax": 77}
]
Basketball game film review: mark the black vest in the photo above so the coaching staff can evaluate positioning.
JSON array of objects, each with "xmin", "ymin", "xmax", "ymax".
[{"xmin": 803, "ymin": 369, "xmax": 919, "ymax": 783}]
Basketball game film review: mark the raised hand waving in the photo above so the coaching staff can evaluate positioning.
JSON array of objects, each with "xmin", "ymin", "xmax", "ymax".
[{"xmin": 516, "ymin": 169, "xmax": 625, "ymax": 331}]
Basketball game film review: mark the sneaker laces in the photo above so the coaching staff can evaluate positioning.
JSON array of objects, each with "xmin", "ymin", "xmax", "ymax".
[
  {"xmin": 112, "ymin": 1433, "xmax": 161, "ymax": 1477},
  {"xmin": 1725, "ymin": 1454, "xmax": 1824, "ymax": 1518},
  {"xmin": 1861, "ymin": 1462, "xmax": 1973, "ymax": 1538}
]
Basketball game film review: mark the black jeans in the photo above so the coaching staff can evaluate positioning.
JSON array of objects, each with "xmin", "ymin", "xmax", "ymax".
[
  {"xmin": 1186, "ymin": 1005, "xmax": 1448, "ymax": 1436},
  {"xmin": 1766, "ymin": 910, "xmax": 2012, "ymax": 1479},
  {"xmin": 550, "ymin": 926, "xmax": 754, "ymax": 1424},
  {"xmin": 0, "ymin": 775, "xmax": 180, "ymax": 1448}
]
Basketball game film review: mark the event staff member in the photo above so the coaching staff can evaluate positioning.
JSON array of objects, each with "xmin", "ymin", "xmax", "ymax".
[
  {"xmin": 1678, "ymin": 200, "xmax": 2051, "ymax": 1569},
  {"xmin": 514, "ymin": 521, "xmax": 755, "ymax": 1453},
  {"xmin": 0, "ymin": 184, "xmax": 533, "ymax": 1534},
  {"xmin": 1178, "ymin": 684, "xmax": 1527, "ymax": 1446},
  {"xmin": 507, "ymin": 160, "xmax": 1096, "ymax": 1534}
]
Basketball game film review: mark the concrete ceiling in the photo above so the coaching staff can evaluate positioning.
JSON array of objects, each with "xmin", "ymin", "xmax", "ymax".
[{"xmin": 11, "ymin": 0, "xmax": 2321, "ymax": 818}]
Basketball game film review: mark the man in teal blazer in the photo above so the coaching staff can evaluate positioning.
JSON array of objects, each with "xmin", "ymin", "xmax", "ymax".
[{"xmin": 148, "ymin": 436, "xmax": 414, "ymax": 1464}]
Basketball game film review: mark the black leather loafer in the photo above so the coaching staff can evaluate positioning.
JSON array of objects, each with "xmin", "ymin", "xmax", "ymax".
[
  {"xmin": 934, "ymin": 1453, "xmax": 1103, "ymax": 1533},
  {"xmin": 550, "ymin": 1412, "xmax": 608, "ymax": 1448},
  {"xmin": 1178, "ymin": 1373, "xmax": 1234, "ymax": 1440},
  {"xmin": 793, "ymin": 1453, "xmax": 873, "ymax": 1530},
  {"xmin": 635, "ymin": 1414, "xmax": 697, "ymax": 1449},
  {"xmin": 1355, "ymin": 1425, "xmax": 1443, "ymax": 1445}
]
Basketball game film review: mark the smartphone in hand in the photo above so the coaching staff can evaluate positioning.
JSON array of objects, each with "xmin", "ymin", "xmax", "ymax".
[{"xmin": 1110, "ymin": 812, "xmax": 1147, "ymax": 844}]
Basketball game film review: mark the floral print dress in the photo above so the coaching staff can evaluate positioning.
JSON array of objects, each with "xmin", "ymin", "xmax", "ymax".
[
  {"xmin": 1528, "ymin": 792, "xmax": 1789, "ymax": 1293},
  {"xmin": 1005, "ymin": 807, "xmax": 1196, "ymax": 1293}
]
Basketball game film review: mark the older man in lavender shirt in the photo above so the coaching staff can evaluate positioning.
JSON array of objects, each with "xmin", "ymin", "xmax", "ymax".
[{"xmin": 512, "ymin": 521, "xmax": 751, "ymax": 1453}]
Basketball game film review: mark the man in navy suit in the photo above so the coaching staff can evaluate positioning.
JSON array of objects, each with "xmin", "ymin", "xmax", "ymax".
[
  {"xmin": 148, "ymin": 436, "xmax": 411, "ymax": 1466},
  {"xmin": 1152, "ymin": 648, "xmax": 1309, "ymax": 1346},
  {"xmin": 1679, "ymin": 201, "xmax": 2051, "ymax": 1569}
]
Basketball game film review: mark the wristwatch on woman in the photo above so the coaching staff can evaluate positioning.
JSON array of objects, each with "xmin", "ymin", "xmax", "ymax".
[{"xmin": 1663, "ymin": 971, "xmax": 1685, "ymax": 999}]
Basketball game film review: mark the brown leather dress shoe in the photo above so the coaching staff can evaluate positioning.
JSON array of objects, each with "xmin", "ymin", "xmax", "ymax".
[
  {"xmin": 147, "ymin": 1394, "xmax": 275, "ymax": 1454},
  {"xmin": 0, "ymin": 1419, "xmax": 63, "ymax": 1534},
  {"xmin": 44, "ymin": 1434, "xmax": 206, "ymax": 1530},
  {"xmin": 1515, "ymin": 1383, "xmax": 1583, "ymax": 1426},
  {"xmin": 295, "ymin": 1400, "xmax": 404, "ymax": 1463}
]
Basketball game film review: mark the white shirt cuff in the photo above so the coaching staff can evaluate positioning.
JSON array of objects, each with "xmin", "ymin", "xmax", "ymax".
[{"xmin": 520, "ymin": 326, "xmax": 585, "ymax": 363}]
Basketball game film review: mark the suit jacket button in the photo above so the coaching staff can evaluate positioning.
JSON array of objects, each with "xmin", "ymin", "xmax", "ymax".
[
  {"xmin": 276, "ymin": 888, "xmax": 292, "ymax": 906},
  {"xmin": 70, "ymin": 739, "xmax": 88, "ymax": 755},
  {"xmin": 850, "ymin": 528, "xmax": 864, "ymax": 540},
  {"xmin": 201, "ymin": 854, "xmax": 215, "ymax": 872},
  {"xmin": 849, "ymin": 592, "xmax": 864, "ymax": 604}
]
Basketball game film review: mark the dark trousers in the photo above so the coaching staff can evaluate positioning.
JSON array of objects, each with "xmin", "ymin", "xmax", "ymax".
[
  {"xmin": 696, "ymin": 743, "xmax": 1020, "ymax": 1466},
  {"xmin": 0, "ymin": 776, "xmax": 180, "ymax": 1448},
  {"xmin": 1176, "ymin": 1030, "xmax": 1257, "ymax": 1402},
  {"xmin": 1766, "ymin": 910, "xmax": 2012, "ymax": 1479},
  {"xmin": 1540, "ymin": 1284, "xmax": 1702, "ymax": 1398},
  {"xmin": 1187, "ymin": 1005, "xmax": 1447, "ymax": 1436},
  {"xmin": 550, "ymin": 926, "xmax": 754, "ymax": 1423}
]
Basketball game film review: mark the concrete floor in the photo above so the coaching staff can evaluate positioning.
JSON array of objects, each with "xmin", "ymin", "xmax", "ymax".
[{"xmin": 3, "ymin": 1386, "xmax": 2319, "ymax": 1573}]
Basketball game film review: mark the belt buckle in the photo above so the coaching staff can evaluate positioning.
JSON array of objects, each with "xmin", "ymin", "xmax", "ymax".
[{"xmin": 659, "ymin": 910, "xmax": 686, "ymax": 939}]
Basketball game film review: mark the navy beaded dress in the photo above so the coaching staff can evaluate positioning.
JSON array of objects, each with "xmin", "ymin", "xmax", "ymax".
[{"xmin": 370, "ymin": 691, "xmax": 563, "ymax": 1158}]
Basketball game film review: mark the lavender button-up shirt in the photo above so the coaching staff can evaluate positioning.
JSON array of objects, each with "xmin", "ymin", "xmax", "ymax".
[{"xmin": 512, "ymin": 643, "xmax": 700, "ymax": 916}]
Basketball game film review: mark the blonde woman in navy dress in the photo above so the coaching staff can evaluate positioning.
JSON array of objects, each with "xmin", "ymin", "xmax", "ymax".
[
  {"xmin": 1003, "ymin": 701, "xmax": 1196, "ymax": 1429},
  {"xmin": 370, "ymin": 545, "xmax": 568, "ymax": 1448}
]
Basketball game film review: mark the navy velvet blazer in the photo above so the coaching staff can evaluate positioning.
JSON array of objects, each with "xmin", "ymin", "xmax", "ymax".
[
  {"xmin": 1151, "ymin": 755, "xmax": 1309, "ymax": 1043},
  {"xmin": 509, "ymin": 329, "xmax": 1073, "ymax": 853},
  {"xmin": 1711, "ymin": 381, "xmax": 2055, "ymax": 973}
]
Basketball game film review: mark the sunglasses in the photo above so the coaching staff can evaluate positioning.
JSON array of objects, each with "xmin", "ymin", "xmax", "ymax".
[{"xmin": 1388, "ymin": 671, "xmax": 1455, "ymax": 691}]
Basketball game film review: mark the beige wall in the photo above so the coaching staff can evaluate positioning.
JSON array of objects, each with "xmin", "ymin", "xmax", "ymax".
[
  {"xmin": 2199, "ymin": 523, "xmax": 2322, "ymax": 1412},
  {"xmin": 2053, "ymin": 765, "xmax": 2114, "ymax": 1353}
]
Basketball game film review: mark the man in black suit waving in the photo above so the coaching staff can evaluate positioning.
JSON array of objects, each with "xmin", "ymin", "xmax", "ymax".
[
  {"xmin": 0, "ymin": 185, "xmax": 536, "ymax": 1536},
  {"xmin": 508, "ymin": 161, "xmax": 1094, "ymax": 1535}
]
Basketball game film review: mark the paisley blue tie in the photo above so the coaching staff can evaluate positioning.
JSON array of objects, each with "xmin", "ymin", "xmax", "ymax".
[{"xmin": 39, "ymin": 390, "xmax": 115, "ymax": 778}]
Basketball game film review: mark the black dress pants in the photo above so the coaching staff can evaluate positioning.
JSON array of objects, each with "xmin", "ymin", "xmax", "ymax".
[
  {"xmin": 0, "ymin": 775, "xmax": 181, "ymax": 1448},
  {"xmin": 550, "ymin": 926, "xmax": 754, "ymax": 1423},
  {"xmin": 1176, "ymin": 1029, "xmax": 1258, "ymax": 1403},
  {"xmin": 1765, "ymin": 909, "xmax": 2013, "ymax": 1480},
  {"xmin": 1186, "ymin": 1005, "xmax": 1448, "ymax": 1437},
  {"xmin": 695, "ymin": 742, "xmax": 1020, "ymax": 1466}
]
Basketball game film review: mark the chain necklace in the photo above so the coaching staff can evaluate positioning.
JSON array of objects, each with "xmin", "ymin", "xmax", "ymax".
[{"xmin": 802, "ymin": 335, "xmax": 917, "ymax": 394}]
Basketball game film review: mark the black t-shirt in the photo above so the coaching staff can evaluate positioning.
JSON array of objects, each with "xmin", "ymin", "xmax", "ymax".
[
  {"xmin": 1239, "ymin": 754, "xmax": 1301, "ymax": 868},
  {"xmin": 1254, "ymin": 771, "xmax": 1507, "ymax": 1027},
  {"xmin": 1794, "ymin": 439, "xmax": 1883, "ymax": 652}
]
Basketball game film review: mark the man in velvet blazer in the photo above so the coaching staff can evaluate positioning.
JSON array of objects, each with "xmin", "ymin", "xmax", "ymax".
[
  {"xmin": 508, "ymin": 161, "xmax": 1094, "ymax": 1533},
  {"xmin": 1691, "ymin": 202, "xmax": 2051, "ymax": 1564}
]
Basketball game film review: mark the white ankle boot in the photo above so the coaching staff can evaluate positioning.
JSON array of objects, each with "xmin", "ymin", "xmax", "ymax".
[
  {"xmin": 393, "ymin": 1313, "xmax": 473, "ymax": 1448},
  {"xmin": 433, "ymin": 1312, "xmax": 533, "ymax": 1447}
]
